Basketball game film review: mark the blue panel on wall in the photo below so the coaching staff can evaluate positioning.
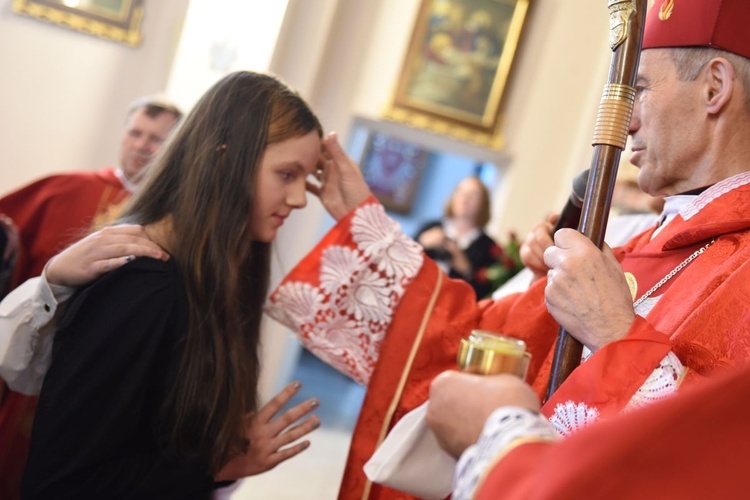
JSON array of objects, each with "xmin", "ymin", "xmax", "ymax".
[{"xmin": 344, "ymin": 125, "xmax": 503, "ymax": 239}]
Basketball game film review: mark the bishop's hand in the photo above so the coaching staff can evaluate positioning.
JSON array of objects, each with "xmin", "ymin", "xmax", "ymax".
[
  {"xmin": 543, "ymin": 228, "xmax": 635, "ymax": 352},
  {"xmin": 307, "ymin": 132, "xmax": 372, "ymax": 221}
]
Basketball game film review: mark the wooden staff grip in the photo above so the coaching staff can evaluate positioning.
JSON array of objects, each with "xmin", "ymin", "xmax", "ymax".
[{"xmin": 546, "ymin": 0, "xmax": 647, "ymax": 400}]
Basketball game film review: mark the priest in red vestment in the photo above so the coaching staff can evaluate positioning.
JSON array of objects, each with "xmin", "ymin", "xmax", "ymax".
[
  {"xmin": 267, "ymin": 0, "xmax": 750, "ymax": 498},
  {"xmin": 0, "ymin": 96, "xmax": 181, "ymax": 499}
]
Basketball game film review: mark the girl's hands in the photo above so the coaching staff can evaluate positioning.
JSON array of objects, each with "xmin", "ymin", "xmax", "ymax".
[{"xmin": 214, "ymin": 382, "xmax": 320, "ymax": 481}]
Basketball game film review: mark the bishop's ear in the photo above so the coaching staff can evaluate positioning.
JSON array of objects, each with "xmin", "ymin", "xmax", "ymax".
[{"xmin": 703, "ymin": 57, "xmax": 736, "ymax": 114}]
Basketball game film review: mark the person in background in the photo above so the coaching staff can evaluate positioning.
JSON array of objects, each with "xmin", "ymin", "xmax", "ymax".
[
  {"xmin": 0, "ymin": 95, "xmax": 182, "ymax": 499},
  {"xmin": 0, "ymin": 96, "xmax": 182, "ymax": 288},
  {"xmin": 21, "ymin": 71, "xmax": 324, "ymax": 498},
  {"xmin": 0, "ymin": 94, "xmax": 181, "ymax": 302},
  {"xmin": 415, "ymin": 176, "xmax": 501, "ymax": 298}
]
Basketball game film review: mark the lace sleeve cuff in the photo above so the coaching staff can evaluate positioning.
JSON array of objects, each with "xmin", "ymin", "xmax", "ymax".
[
  {"xmin": 453, "ymin": 407, "xmax": 559, "ymax": 500},
  {"xmin": 623, "ymin": 351, "xmax": 685, "ymax": 412}
]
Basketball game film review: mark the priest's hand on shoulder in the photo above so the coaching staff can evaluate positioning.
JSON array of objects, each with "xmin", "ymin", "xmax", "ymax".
[{"xmin": 45, "ymin": 224, "xmax": 168, "ymax": 287}]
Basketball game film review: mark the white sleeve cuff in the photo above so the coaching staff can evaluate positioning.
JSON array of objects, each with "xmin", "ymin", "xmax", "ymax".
[
  {"xmin": 453, "ymin": 407, "xmax": 559, "ymax": 500},
  {"xmin": 0, "ymin": 273, "xmax": 74, "ymax": 395},
  {"xmin": 32, "ymin": 270, "xmax": 75, "ymax": 330}
]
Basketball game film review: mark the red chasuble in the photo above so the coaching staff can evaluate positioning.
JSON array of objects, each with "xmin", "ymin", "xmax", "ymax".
[
  {"xmin": 0, "ymin": 167, "xmax": 130, "ymax": 499},
  {"xmin": 267, "ymin": 173, "xmax": 750, "ymax": 500}
]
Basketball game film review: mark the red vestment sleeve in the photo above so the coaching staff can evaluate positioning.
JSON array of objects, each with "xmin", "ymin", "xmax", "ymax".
[{"xmin": 477, "ymin": 363, "xmax": 750, "ymax": 499}]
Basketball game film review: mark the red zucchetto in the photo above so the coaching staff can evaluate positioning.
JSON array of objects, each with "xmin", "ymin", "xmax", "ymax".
[{"xmin": 643, "ymin": 0, "xmax": 750, "ymax": 59}]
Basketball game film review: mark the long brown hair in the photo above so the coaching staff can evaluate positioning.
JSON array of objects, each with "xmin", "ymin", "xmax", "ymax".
[{"xmin": 119, "ymin": 71, "xmax": 322, "ymax": 471}]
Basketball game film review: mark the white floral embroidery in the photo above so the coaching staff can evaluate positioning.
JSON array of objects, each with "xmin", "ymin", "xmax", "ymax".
[
  {"xmin": 623, "ymin": 351, "xmax": 684, "ymax": 412},
  {"xmin": 344, "ymin": 269, "xmax": 391, "ymax": 324},
  {"xmin": 267, "ymin": 282, "xmax": 322, "ymax": 329},
  {"xmin": 548, "ymin": 352, "xmax": 684, "ymax": 435},
  {"xmin": 352, "ymin": 204, "xmax": 423, "ymax": 283},
  {"xmin": 548, "ymin": 401, "xmax": 600, "ymax": 436},
  {"xmin": 319, "ymin": 246, "xmax": 363, "ymax": 295},
  {"xmin": 265, "ymin": 202, "xmax": 424, "ymax": 385}
]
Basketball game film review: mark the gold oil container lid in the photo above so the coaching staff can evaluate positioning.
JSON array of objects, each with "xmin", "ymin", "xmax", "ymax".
[{"xmin": 457, "ymin": 330, "xmax": 530, "ymax": 378}]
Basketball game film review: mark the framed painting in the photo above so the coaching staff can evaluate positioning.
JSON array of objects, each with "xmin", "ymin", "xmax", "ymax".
[
  {"xmin": 360, "ymin": 132, "xmax": 429, "ymax": 214},
  {"xmin": 385, "ymin": 0, "xmax": 530, "ymax": 148},
  {"xmin": 12, "ymin": 0, "xmax": 145, "ymax": 46}
]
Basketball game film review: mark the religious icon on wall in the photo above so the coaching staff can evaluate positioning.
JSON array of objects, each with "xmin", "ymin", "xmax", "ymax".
[
  {"xmin": 360, "ymin": 133, "xmax": 429, "ymax": 214},
  {"xmin": 386, "ymin": 0, "xmax": 530, "ymax": 148}
]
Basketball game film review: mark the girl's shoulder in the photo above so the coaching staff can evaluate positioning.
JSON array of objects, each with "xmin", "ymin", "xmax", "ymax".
[
  {"xmin": 59, "ymin": 257, "xmax": 185, "ymax": 333},
  {"xmin": 90, "ymin": 256, "xmax": 180, "ymax": 295}
]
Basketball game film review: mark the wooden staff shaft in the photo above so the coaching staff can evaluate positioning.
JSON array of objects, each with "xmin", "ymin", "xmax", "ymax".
[{"xmin": 546, "ymin": 0, "xmax": 647, "ymax": 400}]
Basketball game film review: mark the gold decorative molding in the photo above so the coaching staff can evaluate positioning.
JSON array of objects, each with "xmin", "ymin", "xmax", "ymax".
[{"xmin": 12, "ymin": 0, "xmax": 144, "ymax": 47}]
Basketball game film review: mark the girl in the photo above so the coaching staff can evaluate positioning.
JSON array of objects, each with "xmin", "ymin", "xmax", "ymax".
[{"xmin": 22, "ymin": 71, "xmax": 324, "ymax": 498}]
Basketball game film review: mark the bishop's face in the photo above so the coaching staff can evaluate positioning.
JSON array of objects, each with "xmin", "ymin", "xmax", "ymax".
[{"xmin": 628, "ymin": 49, "xmax": 709, "ymax": 196}]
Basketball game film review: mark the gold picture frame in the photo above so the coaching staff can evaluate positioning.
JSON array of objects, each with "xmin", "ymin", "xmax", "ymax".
[
  {"xmin": 12, "ymin": 0, "xmax": 145, "ymax": 47},
  {"xmin": 385, "ymin": 0, "xmax": 530, "ymax": 148}
]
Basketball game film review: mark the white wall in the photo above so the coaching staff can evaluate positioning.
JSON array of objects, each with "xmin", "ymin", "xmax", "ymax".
[
  {"xmin": 491, "ymin": 0, "xmax": 612, "ymax": 238},
  {"xmin": 0, "ymin": 0, "xmax": 189, "ymax": 193}
]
